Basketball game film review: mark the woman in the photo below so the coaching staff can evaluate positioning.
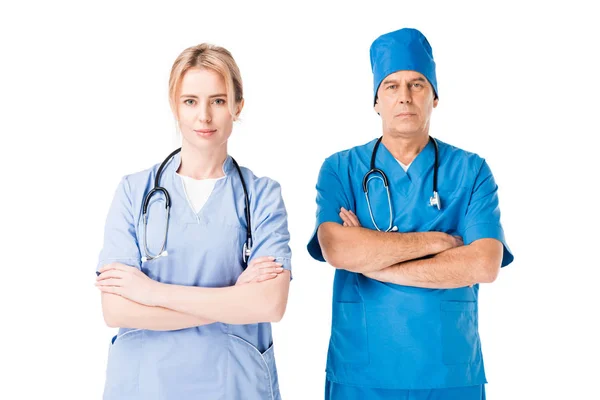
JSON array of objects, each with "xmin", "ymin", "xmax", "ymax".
[{"xmin": 95, "ymin": 43, "xmax": 292, "ymax": 400}]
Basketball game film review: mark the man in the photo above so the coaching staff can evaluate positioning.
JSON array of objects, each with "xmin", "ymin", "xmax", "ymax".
[{"xmin": 307, "ymin": 28, "xmax": 514, "ymax": 400}]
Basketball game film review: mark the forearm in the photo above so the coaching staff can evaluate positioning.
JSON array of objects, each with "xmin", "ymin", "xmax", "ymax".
[
  {"xmin": 365, "ymin": 239, "xmax": 503, "ymax": 288},
  {"xmin": 318, "ymin": 222, "xmax": 455, "ymax": 273},
  {"xmin": 155, "ymin": 271, "xmax": 290, "ymax": 324},
  {"xmin": 101, "ymin": 293, "xmax": 214, "ymax": 331}
]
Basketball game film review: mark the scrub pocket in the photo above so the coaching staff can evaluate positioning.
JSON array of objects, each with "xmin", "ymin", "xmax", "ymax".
[
  {"xmin": 227, "ymin": 334, "xmax": 281, "ymax": 400},
  {"xmin": 440, "ymin": 301, "xmax": 480, "ymax": 365},
  {"xmin": 331, "ymin": 302, "xmax": 369, "ymax": 364},
  {"xmin": 103, "ymin": 329, "xmax": 144, "ymax": 399}
]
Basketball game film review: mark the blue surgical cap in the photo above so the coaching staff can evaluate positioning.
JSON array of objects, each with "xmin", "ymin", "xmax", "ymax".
[{"xmin": 370, "ymin": 28, "xmax": 438, "ymax": 104}]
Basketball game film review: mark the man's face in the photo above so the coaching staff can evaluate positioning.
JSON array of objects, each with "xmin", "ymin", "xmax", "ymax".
[{"xmin": 374, "ymin": 70, "xmax": 438, "ymax": 137}]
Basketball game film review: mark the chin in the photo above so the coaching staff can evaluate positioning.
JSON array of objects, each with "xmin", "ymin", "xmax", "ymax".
[
  {"xmin": 198, "ymin": 136, "xmax": 231, "ymax": 149},
  {"xmin": 391, "ymin": 123, "xmax": 421, "ymax": 134}
]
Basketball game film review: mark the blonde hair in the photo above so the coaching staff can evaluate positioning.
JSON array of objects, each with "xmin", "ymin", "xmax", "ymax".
[{"xmin": 169, "ymin": 43, "xmax": 243, "ymax": 119}]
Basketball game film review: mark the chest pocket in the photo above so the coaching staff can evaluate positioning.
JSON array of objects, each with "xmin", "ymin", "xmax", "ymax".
[
  {"xmin": 415, "ymin": 186, "xmax": 471, "ymax": 234},
  {"xmin": 137, "ymin": 196, "xmax": 247, "ymax": 287}
]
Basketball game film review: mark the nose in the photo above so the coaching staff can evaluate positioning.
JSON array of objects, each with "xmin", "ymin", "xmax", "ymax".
[
  {"xmin": 397, "ymin": 85, "xmax": 412, "ymax": 104},
  {"xmin": 196, "ymin": 102, "xmax": 212, "ymax": 123}
]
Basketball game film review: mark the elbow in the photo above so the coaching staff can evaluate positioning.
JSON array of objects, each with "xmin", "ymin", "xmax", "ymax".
[
  {"xmin": 322, "ymin": 249, "xmax": 346, "ymax": 270},
  {"xmin": 101, "ymin": 293, "xmax": 125, "ymax": 328},
  {"xmin": 324, "ymin": 251, "xmax": 364, "ymax": 273},
  {"xmin": 102, "ymin": 309, "xmax": 121, "ymax": 328},
  {"xmin": 470, "ymin": 238, "xmax": 503, "ymax": 284},
  {"xmin": 259, "ymin": 296, "xmax": 287, "ymax": 323},
  {"xmin": 479, "ymin": 260, "xmax": 501, "ymax": 283},
  {"xmin": 267, "ymin": 301, "xmax": 287, "ymax": 323},
  {"xmin": 259, "ymin": 274, "xmax": 290, "ymax": 323},
  {"xmin": 318, "ymin": 223, "xmax": 353, "ymax": 270}
]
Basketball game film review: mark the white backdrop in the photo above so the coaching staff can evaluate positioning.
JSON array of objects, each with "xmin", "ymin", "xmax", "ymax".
[{"xmin": 1, "ymin": 1, "xmax": 598, "ymax": 399}]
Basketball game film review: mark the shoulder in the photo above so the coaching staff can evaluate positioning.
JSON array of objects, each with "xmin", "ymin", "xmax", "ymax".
[
  {"xmin": 436, "ymin": 138, "xmax": 488, "ymax": 177},
  {"xmin": 234, "ymin": 165, "xmax": 288, "ymax": 218},
  {"xmin": 234, "ymin": 164, "xmax": 283, "ymax": 198},
  {"xmin": 114, "ymin": 160, "xmax": 165, "ymax": 201},
  {"xmin": 322, "ymin": 138, "xmax": 378, "ymax": 171}
]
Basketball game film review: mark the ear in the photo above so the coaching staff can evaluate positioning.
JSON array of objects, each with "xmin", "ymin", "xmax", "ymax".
[
  {"xmin": 433, "ymin": 97, "xmax": 439, "ymax": 108},
  {"xmin": 234, "ymin": 98, "xmax": 245, "ymax": 120},
  {"xmin": 374, "ymin": 97, "xmax": 381, "ymax": 116}
]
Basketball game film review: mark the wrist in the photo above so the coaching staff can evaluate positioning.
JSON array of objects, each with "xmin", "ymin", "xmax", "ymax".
[
  {"xmin": 427, "ymin": 232, "xmax": 449, "ymax": 254},
  {"xmin": 151, "ymin": 282, "xmax": 169, "ymax": 307},
  {"xmin": 436, "ymin": 232, "xmax": 455, "ymax": 253}
]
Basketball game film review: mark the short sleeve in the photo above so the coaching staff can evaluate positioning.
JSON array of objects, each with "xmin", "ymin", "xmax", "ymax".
[
  {"xmin": 306, "ymin": 157, "xmax": 352, "ymax": 262},
  {"xmin": 462, "ymin": 160, "xmax": 514, "ymax": 267},
  {"xmin": 96, "ymin": 176, "xmax": 142, "ymax": 274},
  {"xmin": 248, "ymin": 179, "xmax": 292, "ymax": 276}
]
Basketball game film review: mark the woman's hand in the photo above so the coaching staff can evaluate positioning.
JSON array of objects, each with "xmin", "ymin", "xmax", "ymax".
[
  {"xmin": 236, "ymin": 256, "xmax": 284, "ymax": 285},
  {"xmin": 96, "ymin": 263, "xmax": 161, "ymax": 306}
]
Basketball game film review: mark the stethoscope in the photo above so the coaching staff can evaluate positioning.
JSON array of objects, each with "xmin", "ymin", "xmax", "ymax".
[
  {"xmin": 141, "ymin": 148, "xmax": 253, "ymax": 265},
  {"xmin": 362, "ymin": 136, "xmax": 441, "ymax": 232}
]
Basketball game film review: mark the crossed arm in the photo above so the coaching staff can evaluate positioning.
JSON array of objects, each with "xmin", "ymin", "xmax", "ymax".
[
  {"xmin": 319, "ymin": 208, "xmax": 502, "ymax": 289},
  {"xmin": 96, "ymin": 256, "xmax": 290, "ymax": 331}
]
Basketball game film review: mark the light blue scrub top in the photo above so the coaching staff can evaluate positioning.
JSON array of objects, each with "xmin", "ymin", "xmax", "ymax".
[
  {"xmin": 97, "ymin": 153, "xmax": 291, "ymax": 400},
  {"xmin": 308, "ymin": 138, "xmax": 514, "ymax": 390}
]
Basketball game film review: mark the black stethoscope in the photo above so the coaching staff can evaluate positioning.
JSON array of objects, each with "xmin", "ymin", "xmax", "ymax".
[
  {"xmin": 362, "ymin": 136, "xmax": 441, "ymax": 232},
  {"xmin": 141, "ymin": 148, "xmax": 252, "ymax": 265}
]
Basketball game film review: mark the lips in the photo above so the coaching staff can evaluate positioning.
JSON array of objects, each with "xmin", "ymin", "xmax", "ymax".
[
  {"xmin": 395, "ymin": 112, "xmax": 416, "ymax": 117},
  {"xmin": 194, "ymin": 129, "xmax": 217, "ymax": 137},
  {"xmin": 194, "ymin": 129, "xmax": 216, "ymax": 133}
]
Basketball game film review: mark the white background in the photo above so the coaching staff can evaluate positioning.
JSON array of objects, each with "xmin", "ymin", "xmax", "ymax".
[{"xmin": 1, "ymin": 1, "xmax": 598, "ymax": 399}]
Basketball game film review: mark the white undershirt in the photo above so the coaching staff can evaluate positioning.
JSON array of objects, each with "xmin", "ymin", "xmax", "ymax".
[
  {"xmin": 396, "ymin": 159, "xmax": 412, "ymax": 172},
  {"xmin": 177, "ymin": 173, "xmax": 223, "ymax": 213}
]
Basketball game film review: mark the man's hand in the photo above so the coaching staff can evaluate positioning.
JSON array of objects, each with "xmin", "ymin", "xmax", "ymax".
[{"xmin": 340, "ymin": 207, "xmax": 362, "ymax": 227}]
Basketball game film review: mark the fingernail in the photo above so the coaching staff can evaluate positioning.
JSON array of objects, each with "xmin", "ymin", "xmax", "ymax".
[{"xmin": 276, "ymin": 267, "xmax": 284, "ymax": 272}]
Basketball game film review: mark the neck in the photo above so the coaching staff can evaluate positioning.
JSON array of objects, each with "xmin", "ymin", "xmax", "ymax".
[
  {"xmin": 381, "ymin": 133, "xmax": 430, "ymax": 165},
  {"xmin": 177, "ymin": 143, "xmax": 228, "ymax": 180}
]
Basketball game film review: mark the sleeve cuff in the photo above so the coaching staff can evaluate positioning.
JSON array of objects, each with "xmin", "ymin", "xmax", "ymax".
[
  {"xmin": 96, "ymin": 257, "xmax": 141, "ymax": 275},
  {"xmin": 274, "ymin": 256, "xmax": 293, "ymax": 280},
  {"xmin": 463, "ymin": 223, "xmax": 514, "ymax": 267}
]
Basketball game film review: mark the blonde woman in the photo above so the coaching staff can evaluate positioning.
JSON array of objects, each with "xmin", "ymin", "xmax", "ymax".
[{"xmin": 95, "ymin": 43, "xmax": 291, "ymax": 400}]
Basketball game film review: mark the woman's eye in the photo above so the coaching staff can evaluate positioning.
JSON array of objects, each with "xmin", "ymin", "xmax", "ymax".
[
  {"xmin": 214, "ymin": 98, "xmax": 226, "ymax": 105},
  {"xmin": 184, "ymin": 99, "xmax": 195, "ymax": 105}
]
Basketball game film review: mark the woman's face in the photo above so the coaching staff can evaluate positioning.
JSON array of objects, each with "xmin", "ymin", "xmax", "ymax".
[{"xmin": 176, "ymin": 67, "xmax": 242, "ymax": 152}]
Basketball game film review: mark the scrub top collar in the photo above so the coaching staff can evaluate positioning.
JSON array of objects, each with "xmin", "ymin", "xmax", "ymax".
[
  {"xmin": 167, "ymin": 152, "xmax": 236, "ymax": 177},
  {"xmin": 159, "ymin": 152, "xmax": 236, "ymax": 224},
  {"xmin": 376, "ymin": 136, "xmax": 436, "ymax": 183}
]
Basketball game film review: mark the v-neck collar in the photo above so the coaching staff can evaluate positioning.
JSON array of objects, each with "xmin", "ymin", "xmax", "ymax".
[
  {"xmin": 160, "ymin": 152, "xmax": 234, "ymax": 224},
  {"xmin": 373, "ymin": 137, "xmax": 436, "ymax": 197}
]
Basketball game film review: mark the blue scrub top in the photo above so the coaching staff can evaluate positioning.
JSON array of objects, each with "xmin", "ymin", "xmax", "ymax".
[
  {"xmin": 307, "ymin": 138, "xmax": 513, "ymax": 390},
  {"xmin": 97, "ymin": 153, "xmax": 291, "ymax": 400}
]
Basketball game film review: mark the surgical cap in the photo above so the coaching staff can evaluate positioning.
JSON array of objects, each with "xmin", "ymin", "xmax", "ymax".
[{"xmin": 370, "ymin": 28, "xmax": 438, "ymax": 104}]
